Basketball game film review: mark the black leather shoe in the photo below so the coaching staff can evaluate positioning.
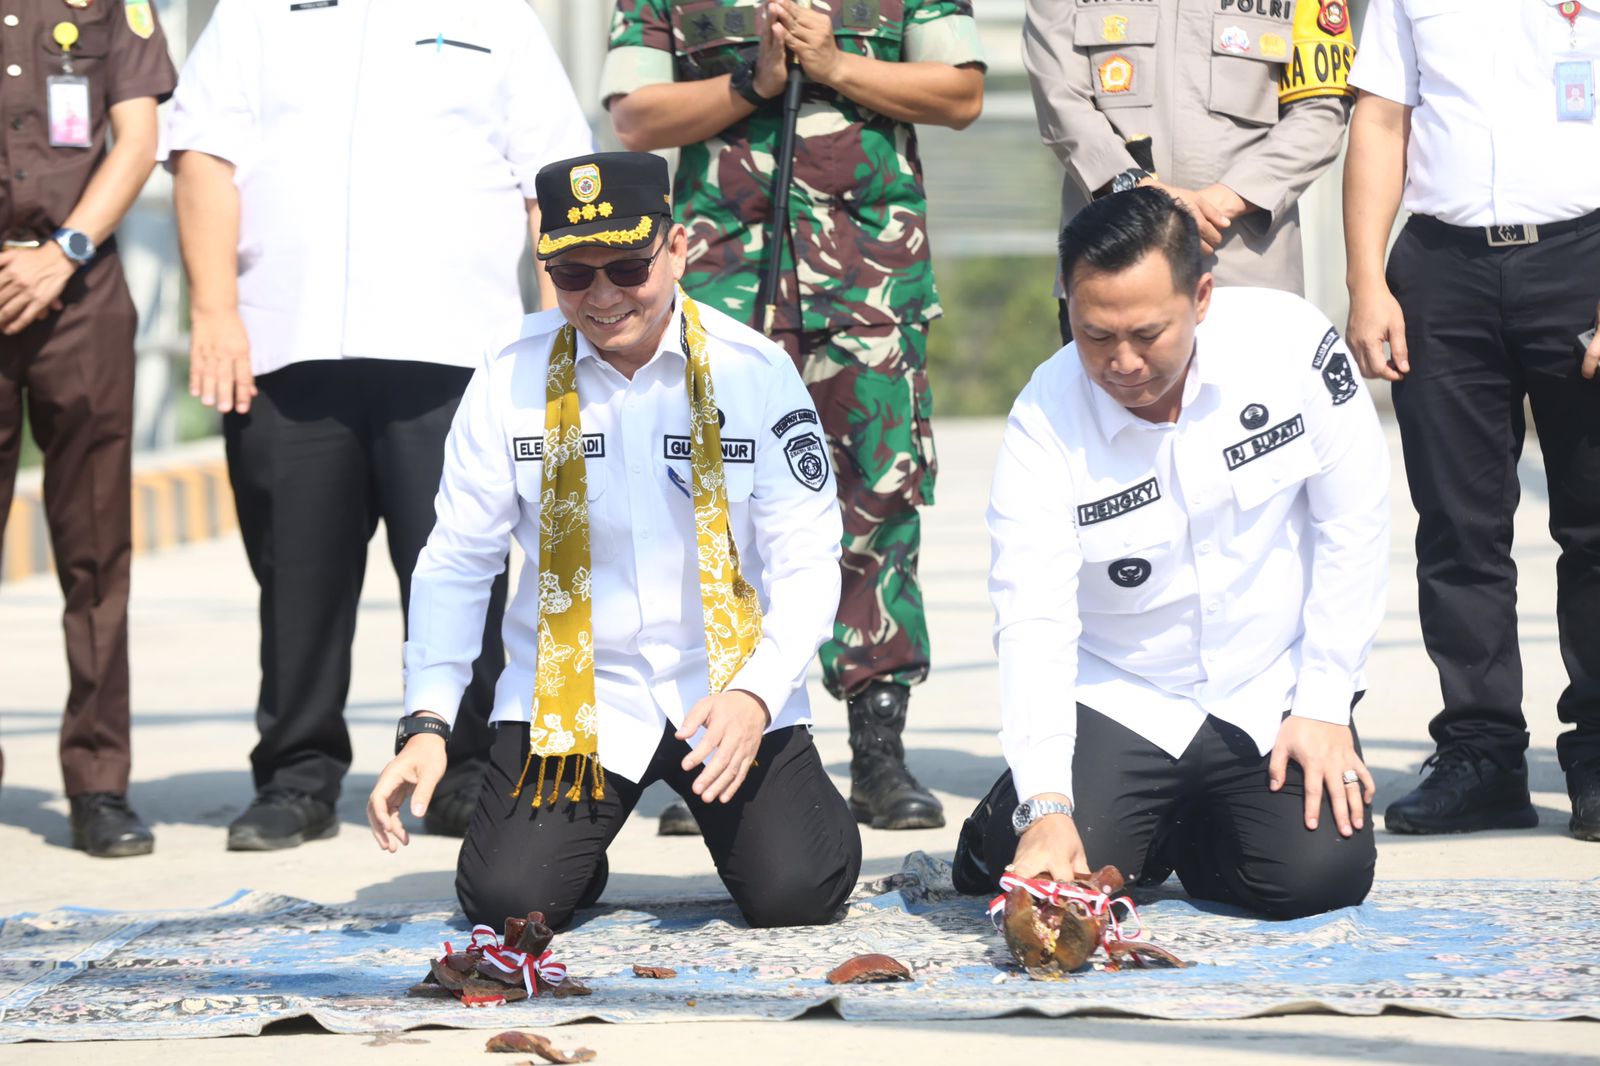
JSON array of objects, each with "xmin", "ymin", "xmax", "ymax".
[
  {"xmin": 657, "ymin": 799, "xmax": 701, "ymax": 836},
  {"xmin": 69, "ymin": 793, "xmax": 154, "ymax": 858},
  {"xmin": 1569, "ymin": 761, "xmax": 1600, "ymax": 842},
  {"xmin": 846, "ymin": 682, "xmax": 945, "ymax": 830},
  {"xmin": 1384, "ymin": 744, "xmax": 1540, "ymax": 834},
  {"xmin": 423, "ymin": 780, "xmax": 480, "ymax": 837},
  {"xmin": 227, "ymin": 789, "xmax": 338, "ymax": 851}
]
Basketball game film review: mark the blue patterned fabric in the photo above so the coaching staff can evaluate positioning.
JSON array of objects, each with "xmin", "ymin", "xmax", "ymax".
[{"xmin": 2, "ymin": 857, "xmax": 1596, "ymax": 1042}]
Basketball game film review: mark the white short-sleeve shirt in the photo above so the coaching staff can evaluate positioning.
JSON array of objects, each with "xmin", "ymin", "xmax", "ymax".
[
  {"xmin": 1349, "ymin": 0, "xmax": 1600, "ymax": 226},
  {"xmin": 166, "ymin": 0, "xmax": 595, "ymax": 374}
]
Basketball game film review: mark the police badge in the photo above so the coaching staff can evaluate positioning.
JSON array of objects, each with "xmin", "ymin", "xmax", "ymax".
[{"xmin": 784, "ymin": 432, "xmax": 828, "ymax": 492}]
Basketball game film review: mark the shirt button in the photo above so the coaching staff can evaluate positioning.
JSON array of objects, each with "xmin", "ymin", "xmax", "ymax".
[
  {"xmin": 640, "ymin": 528, "xmax": 652, "ymax": 540},
  {"xmin": 2, "ymin": 14, "xmax": 17, "ymax": 26},
  {"xmin": 12, "ymin": 169, "xmax": 22, "ymax": 181},
  {"xmin": 1196, "ymin": 542, "xmax": 1212, "ymax": 555},
  {"xmin": 1206, "ymin": 601, "xmax": 1220, "ymax": 614},
  {"xmin": 630, "ymin": 463, "xmax": 641, "ymax": 475},
  {"xmin": 5, "ymin": 65, "xmax": 21, "ymax": 77},
  {"xmin": 8, "ymin": 117, "xmax": 21, "ymax": 130}
]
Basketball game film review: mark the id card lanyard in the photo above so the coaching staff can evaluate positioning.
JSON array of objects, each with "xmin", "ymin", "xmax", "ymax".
[
  {"xmin": 1554, "ymin": 1, "xmax": 1597, "ymax": 122},
  {"xmin": 46, "ymin": 20, "xmax": 91, "ymax": 148}
]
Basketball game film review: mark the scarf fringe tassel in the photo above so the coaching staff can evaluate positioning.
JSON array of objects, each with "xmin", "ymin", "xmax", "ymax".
[{"xmin": 510, "ymin": 747, "xmax": 607, "ymax": 808}]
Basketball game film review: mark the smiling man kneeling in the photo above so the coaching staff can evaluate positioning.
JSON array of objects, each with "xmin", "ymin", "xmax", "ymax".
[
  {"xmin": 367, "ymin": 152, "xmax": 861, "ymax": 930},
  {"xmin": 953, "ymin": 188, "xmax": 1389, "ymax": 919}
]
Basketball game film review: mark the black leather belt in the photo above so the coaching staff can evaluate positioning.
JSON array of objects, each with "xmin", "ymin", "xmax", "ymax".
[{"xmin": 1412, "ymin": 207, "xmax": 1600, "ymax": 248}]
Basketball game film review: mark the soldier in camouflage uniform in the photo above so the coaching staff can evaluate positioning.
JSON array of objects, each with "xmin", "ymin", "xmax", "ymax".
[{"xmin": 603, "ymin": 0, "xmax": 985, "ymax": 832}]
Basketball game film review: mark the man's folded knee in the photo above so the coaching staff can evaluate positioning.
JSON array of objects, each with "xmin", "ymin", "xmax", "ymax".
[
  {"xmin": 1239, "ymin": 849, "xmax": 1375, "ymax": 920},
  {"xmin": 458, "ymin": 875, "xmax": 576, "ymax": 932},
  {"xmin": 736, "ymin": 857, "xmax": 859, "ymax": 929}
]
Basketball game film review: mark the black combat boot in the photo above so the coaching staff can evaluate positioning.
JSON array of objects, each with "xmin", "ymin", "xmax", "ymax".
[
  {"xmin": 69, "ymin": 793, "xmax": 155, "ymax": 858},
  {"xmin": 656, "ymin": 799, "xmax": 701, "ymax": 836},
  {"xmin": 846, "ymin": 681, "xmax": 944, "ymax": 830}
]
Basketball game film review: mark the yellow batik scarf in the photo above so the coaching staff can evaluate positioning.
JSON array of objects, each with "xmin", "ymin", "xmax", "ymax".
[{"xmin": 512, "ymin": 293, "xmax": 763, "ymax": 807}]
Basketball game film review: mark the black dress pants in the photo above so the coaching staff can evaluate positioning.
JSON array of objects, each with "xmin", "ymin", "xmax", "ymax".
[
  {"xmin": 956, "ymin": 707, "xmax": 1376, "ymax": 920},
  {"xmin": 223, "ymin": 359, "xmax": 506, "ymax": 804},
  {"xmin": 457, "ymin": 722, "xmax": 863, "ymax": 931},
  {"xmin": 1389, "ymin": 216, "xmax": 1600, "ymax": 772}
]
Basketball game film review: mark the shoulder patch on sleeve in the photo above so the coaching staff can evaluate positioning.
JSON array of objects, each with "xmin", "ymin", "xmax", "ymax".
[
  {"xmin": 1312, "ymin": 325, "xmax": 1358, "ymax": 405},
  {"xmin": 783, "ymin": 432, "xmax": 830, "ymax": 492},
  {"xmin": 771, "ymin": 408, "xmax": 820, "ymax": 438},
  {"xmin": 1311, "ymin": 326, "xmax": 1341, "ymax": 370},
  {"xmin": 1278, "ymin": 0, "xmax": 1355, "ymax": 105}
]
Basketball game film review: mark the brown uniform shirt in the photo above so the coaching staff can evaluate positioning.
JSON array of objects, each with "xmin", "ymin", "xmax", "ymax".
[{"xmin": 0, "ymin": 0, "xmax": 176, "ymax": 240}]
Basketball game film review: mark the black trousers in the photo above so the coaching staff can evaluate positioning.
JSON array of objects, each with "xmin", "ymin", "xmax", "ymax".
[
  {"xmin": 1389, "ymin": 216, "xmax": 1600, "ymax": 773},
  {"xmin": 223, "ymin": 359, "xmax": 506, "ymax": 803},
  {"xmin": 457, "ymin": 722, "xmax": 863, "ymax": 931},
  {"xmin": 955, "ymin": 707, "xmax": 1376, "ymax": 920}
]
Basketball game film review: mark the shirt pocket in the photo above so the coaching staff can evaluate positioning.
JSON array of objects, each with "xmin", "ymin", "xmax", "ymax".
[
  {"xmin": 514, "ymin": 449, "xmax": 615, "ymax": 565},
  {"xmin": 1226, "ymin": 433, "xmax": 1320, "ymax": 512},
  {"xmin": 1073, "ymin": 2, "xmax": 1159, "ymax": 110},
  {"xmin": 1208, "ymin": 14, "xmax": 1286, "ymax": 127},
  {"xmin": 1075, "ymin": 499, "xmax": 1178, "ymax": 614}
]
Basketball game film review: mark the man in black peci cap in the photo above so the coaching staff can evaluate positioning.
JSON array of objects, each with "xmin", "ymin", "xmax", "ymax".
[{"xmin": 367, "ymin": 152, "xmax": 862, "ymax": 930}]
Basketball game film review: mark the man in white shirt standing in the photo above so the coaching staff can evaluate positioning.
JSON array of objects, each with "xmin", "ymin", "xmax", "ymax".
[
  {"xmin": 1344, "ymin": 0, "xmax": 1600, "ymax": 842},
  {"xmin": 952, "ymin": 188, "xmax": 1388, "ymax": 919},
  {"xmin": 367, "ymin": 153, "xmax": 861, "ymax": 930},
  {"xmin": 166, "ymin": 0, "xmax": 594, "ymax": 850}
]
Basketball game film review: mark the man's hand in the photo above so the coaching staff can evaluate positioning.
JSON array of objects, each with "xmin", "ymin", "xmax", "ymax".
[
  {"xmin": 753, "ymin": 1, "xmax": 789, "ymax": 99},
  {"xmin": 367, "ymin": 728, "xmax": 448, "ymax": 853},
  {"xmin": 189, "ymin": 307, "xmax": 257, "ymax": 414},
  {"xmin": 677, "ymin": 689, "xmax": 770, "ymax": 803},
  {"xmin": 1144, "ymin": 181, "xmax": 1229, "ymax": 253},
  {"xmin": 1009, "ymin": 799, "xmax": 1089, "ymax": 883},
  {"xmin": 0, "ymin": 245, "xmax": 74, "ymax": 335},
  {"xmin": 1347, "ymin": 282, "xmax": 1410, "ymax": 382},
  {"xmin": 1583, "ymin": 299, "xmax": 1600, "ymax": 380},
  {"xmin": 1269, "ymin": 717, "xmax": 1376, "ymax": 837},
  {"xmin": 770, "ymin": 0, "xmax": 844, "ymax": 86}
]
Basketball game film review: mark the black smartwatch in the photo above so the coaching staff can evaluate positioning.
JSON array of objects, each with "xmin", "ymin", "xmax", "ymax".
[
  {"xmin": 395, "ymin": 713, "xmax": 450, "ymax": 755},
  {"xmin": 729, "ymin": 59, "xmax": 770, "ymax": 108}
]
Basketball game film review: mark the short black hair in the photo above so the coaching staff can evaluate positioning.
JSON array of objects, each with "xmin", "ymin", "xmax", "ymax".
[{"xmin": 1058, "ymin": 186, "xmax": 1203, "ymax": 296}]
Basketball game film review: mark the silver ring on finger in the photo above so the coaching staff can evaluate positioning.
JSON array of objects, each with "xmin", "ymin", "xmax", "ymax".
[{"xmin": 1341, "ymin": 769, "xmax": 1361, "ymax": 786}]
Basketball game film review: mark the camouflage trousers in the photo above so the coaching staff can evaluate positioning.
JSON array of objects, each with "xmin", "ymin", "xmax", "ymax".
[{"xmin": 774, "ymin": 323, "xmax": 936, "ymax": 700}]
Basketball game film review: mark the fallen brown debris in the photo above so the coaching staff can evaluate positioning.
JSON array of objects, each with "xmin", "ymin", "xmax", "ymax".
[{"xmin": 824, "ymin": 953, "xmax": 912, "ymax": 984}]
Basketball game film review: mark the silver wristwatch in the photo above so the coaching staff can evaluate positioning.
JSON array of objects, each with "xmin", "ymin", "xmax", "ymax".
[{"xmin": 1011, "ymin": 797, "xmax": 1075, "ymax": 836}]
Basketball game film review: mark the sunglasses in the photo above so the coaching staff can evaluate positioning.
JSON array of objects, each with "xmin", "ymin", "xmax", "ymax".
[{"xmin": 547, "ymin": 236, "xmax": 666, "ymax": 292}]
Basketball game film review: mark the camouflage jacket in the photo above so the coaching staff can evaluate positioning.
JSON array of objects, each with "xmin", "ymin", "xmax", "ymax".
[{"xmin": 602, "ymin": 0, "xmax": 985, "ymax": 334}]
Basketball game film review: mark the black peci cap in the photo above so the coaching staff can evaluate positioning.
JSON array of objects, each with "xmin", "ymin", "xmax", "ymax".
[{"xmin": 534, "ymin": 151, "xmax": 673, "ymax": 260}]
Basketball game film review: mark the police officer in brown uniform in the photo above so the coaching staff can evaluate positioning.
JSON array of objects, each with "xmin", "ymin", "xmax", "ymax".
[
  {"xmin": 1025, "ymin": 0, "xmax": 1356, "ymax": 341},
  {"xmin": 0, "ymin": 0, "xmax": 175, "ymax": 856}
]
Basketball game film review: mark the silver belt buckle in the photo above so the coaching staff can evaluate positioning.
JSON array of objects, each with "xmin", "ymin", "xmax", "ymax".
[{"xmin": 1486, "ymin": 224, "xmax": 1539, "ymax": 247}]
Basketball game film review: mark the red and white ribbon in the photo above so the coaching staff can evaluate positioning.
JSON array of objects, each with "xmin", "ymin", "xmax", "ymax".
[
  {"xmin": 437, "ymin": 928, "xmax": 569, "ymax": 999},
  {"xmin": 987, "ymin": 873, "xmax": 1153, "ymax": 955}
]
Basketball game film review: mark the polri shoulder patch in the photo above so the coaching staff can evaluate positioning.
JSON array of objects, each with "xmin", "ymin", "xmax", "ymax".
[
  {"xmin": 1076, "ymin": 477, "xmax": 1160, "ymax": 526},
  {"xmin": 1223, "ymin": 415, "xmax": 1305, "ymax": 470},
  {"xmin": 784, "ymin": 432, "xmax": 829, "ymax": 491},
  {"xmin": 771, "ymin": 408, "xmax": 819, "ymax": 437},
  {"xmin": 1311, "ymin": 326, "xmax": 1340, "ymax": 370}
]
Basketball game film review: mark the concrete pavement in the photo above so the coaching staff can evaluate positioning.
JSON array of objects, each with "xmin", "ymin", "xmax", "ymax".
[{"xmin": 1, "ymin": 416, "xmax": 1595, "ymax": 1062}]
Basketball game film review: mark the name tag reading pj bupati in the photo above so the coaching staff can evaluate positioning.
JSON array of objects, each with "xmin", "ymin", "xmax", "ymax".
[
  {"xmin": 1557, "ymin": 60, "xmax": 1596, "ymax": 122},
  {"xmin": 47, "ymin": 75, "xmax": 92, "ymax": 148}
]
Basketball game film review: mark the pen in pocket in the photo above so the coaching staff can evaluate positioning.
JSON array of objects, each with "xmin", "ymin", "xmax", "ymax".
[{"xmin": 667, "ymin": 467, "xmax": 692, "ymax": 499}]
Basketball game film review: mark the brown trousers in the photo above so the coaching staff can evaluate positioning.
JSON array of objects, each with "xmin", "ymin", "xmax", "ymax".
[{"xmin": 0, "ymin": 248, "xmax": 136, "ymax": 796}]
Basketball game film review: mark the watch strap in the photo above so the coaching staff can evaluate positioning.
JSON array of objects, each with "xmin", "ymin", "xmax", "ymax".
[
  {"xmin": 395, "ymin": 714, "xmax": 450, "ymax": 755},
  {"xmin": 730, "ymin": 60, "xmax": 767, "ymax": 108}
]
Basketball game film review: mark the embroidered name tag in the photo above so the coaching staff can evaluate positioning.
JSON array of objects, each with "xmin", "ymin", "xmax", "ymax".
[
  {"xmin": 663, "ymin": 436, "xmax": 756, "ymax": 463},
  {"xmin": 1076, "ymin": 477, "xmax": 1161, "ymax": 526},
  {"xmin": 512, "ymin": 434, "xmax": 605, "ymax": 462},
  {"xmin": 1223, "ymin": 414, "xmax": 1305, "ymax": 470}
]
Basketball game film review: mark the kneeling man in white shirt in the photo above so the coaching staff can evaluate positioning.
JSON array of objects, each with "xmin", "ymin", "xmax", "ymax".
[
  {"xmin": 953, "ymin": 188, "xmax": 1389, "ymax": 919},
  {"xmin": 367, "ymin": 152, "xmax": 860, "ymax": 930}
]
